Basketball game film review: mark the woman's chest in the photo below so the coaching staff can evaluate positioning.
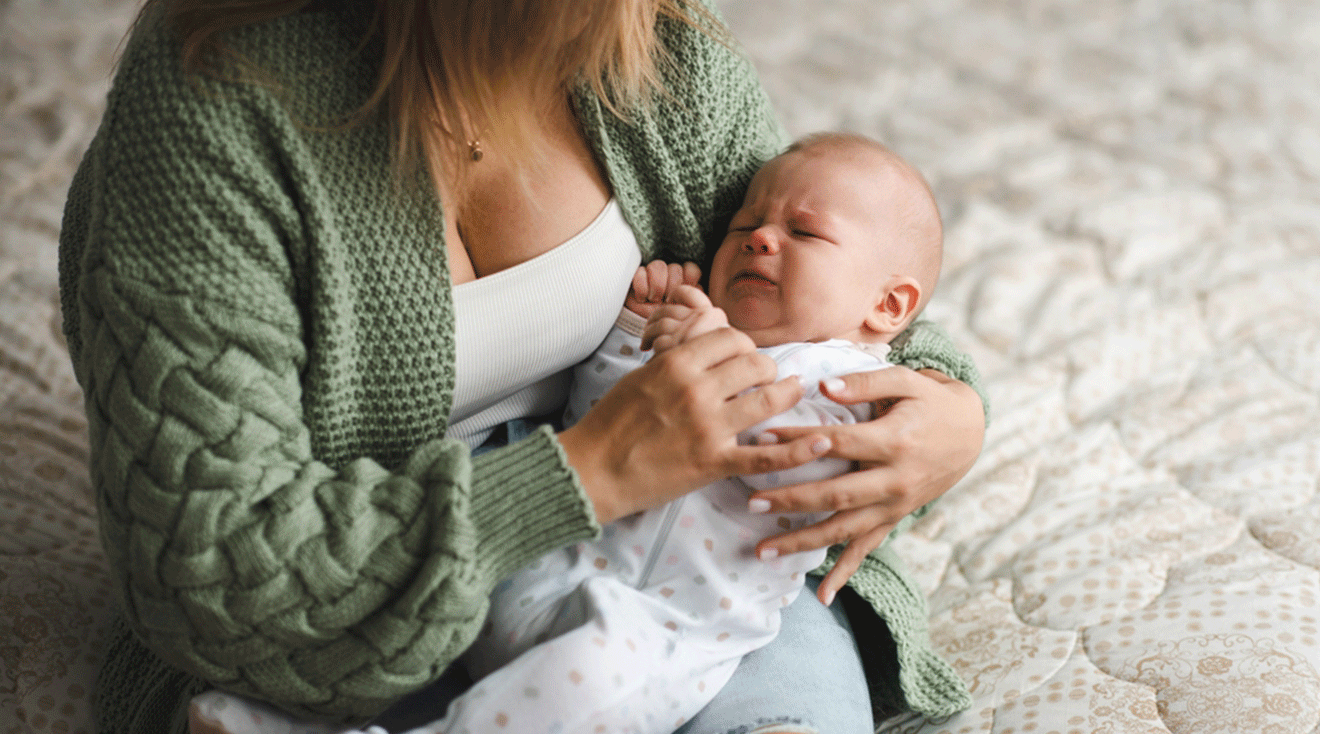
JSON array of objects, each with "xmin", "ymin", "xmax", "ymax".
[
  {"xmin": 443, "ymin": 115, "xmax": 613, "ymax": 284},
  {"xmin": 446, "ymin": 198, "xmax": 641, "ymax": 445}
]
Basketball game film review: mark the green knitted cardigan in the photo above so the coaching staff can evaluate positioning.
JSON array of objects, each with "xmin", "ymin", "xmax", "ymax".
[{"xmin": 59, "ymin": 3, "xmax": 977, "ymax": 732}]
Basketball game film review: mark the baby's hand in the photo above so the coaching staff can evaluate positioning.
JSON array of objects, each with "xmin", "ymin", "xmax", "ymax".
[
  {"xmin": 642, "ymin": 284, "xmax": 730, "ymax": 354},
  {"xmin": 624, "ymin": 261, "xmax": 702, "ymax": 319}
]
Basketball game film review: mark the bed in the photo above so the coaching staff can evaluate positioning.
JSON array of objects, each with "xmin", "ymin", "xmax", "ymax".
[{"xmin": 3, "ymin": 0, "xmax": 1318, "ymax": 732}]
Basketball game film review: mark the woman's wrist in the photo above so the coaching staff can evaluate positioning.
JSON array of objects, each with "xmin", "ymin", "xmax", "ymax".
[
  {"xmin": 466, "ymin": 427, "xmax": 602, "ymax": 580},
  {"xmin": 912, "ymin": 368, "xmax": 985, "ymax": 497},
  {"xmin": 556, "ymin": 421, "xmax": 622, "ymax": 524}
]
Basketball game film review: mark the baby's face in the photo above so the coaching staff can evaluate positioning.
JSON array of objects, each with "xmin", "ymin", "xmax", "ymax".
[{"xmin": 708, "ymin": 147, "xmax": 905, "ymax": 347}]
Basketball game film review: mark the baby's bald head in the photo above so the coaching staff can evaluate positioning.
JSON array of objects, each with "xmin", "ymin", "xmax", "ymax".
[{"xmin": 709, "ymin": 131, "xmax": 944, "ymax": 347}]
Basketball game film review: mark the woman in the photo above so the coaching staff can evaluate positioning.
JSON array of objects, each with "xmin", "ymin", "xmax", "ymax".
[{"xmin": 59, "ymin": 0, "xmax": 986, "ymax": 732}]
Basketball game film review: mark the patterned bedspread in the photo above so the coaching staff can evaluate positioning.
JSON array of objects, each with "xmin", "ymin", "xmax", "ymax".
[{"xmin": 3, "ymin": 0, "xmax": 1318, "ymax": 732}]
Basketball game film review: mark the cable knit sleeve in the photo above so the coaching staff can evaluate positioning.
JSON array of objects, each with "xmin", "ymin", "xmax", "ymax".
[{"xmin": 59, "ymin": 11, "xmax": 598, "ymax": 728}]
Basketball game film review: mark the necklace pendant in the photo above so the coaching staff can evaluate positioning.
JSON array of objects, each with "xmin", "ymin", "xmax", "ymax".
[{"xmin": 468, "ymin": 140, "xmax": 483, "ymax": 162}]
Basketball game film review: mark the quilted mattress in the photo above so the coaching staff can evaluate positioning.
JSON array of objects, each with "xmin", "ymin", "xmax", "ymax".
[{"xmin": 3, "ymin": 0, "xmax": 1318, "ymax": 732}]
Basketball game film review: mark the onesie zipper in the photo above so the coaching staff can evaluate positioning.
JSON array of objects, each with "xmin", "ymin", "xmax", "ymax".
[{"xmin": 635, "ymin": 495, "xmax": 686, "ymax": 590}]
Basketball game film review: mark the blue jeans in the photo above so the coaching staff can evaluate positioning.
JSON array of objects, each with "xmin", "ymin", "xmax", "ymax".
[
  {"xmin": 673, "ymin": 575, "xmax": 873, "ymax": 734},
  {"xmin": 373, "ymin": 420, "xmax": 874, "ymax": 734}
]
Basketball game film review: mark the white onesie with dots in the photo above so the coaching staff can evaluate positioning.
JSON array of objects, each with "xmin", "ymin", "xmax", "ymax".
[{"xmin": 437, "ymin": 311, "xmax": 891, "ymax": 734}]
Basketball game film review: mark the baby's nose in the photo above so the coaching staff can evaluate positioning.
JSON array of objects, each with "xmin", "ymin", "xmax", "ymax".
[{"xmin": 744, "ymin": 227, "xmax": 779, "ymax": 255}]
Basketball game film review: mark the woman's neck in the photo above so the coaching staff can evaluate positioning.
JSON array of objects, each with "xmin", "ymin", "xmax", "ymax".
[{"xmin": 439, "ymin": 93, "xmax": 613, "ymax": 285}]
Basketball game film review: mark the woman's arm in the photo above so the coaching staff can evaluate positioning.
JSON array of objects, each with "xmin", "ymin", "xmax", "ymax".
[
  {"xmin": 68, "ymin": 217, "xmax": 597, "ymax": 730},
  {"xmin": 638, "ymin": 286, "xmax": 984, "ymax": 605},
  {"xmin": 60, "ymin": 16, "xmax": 602, "ymax": 726}
]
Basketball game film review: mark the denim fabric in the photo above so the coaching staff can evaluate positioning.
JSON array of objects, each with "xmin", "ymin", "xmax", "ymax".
[
  {"xmin": 470, "ymin": 417, "xmax": 541, "ymax": 457},
  {"xmin": 672, "ymin": 576, "xmax": 872, "ymax": 734}
]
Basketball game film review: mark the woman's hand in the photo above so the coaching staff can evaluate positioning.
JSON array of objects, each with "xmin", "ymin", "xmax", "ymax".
[
  {"xmin": 559, "ymin": 326, "xmax": 833, "ymax": 525},
  {"xmin": 752, "ymin": 367, "xmax": 985, "ymax": 605}
]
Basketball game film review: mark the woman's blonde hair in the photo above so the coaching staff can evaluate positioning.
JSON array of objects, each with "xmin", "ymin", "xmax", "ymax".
[{"xmin": 152, "ymin": 0, "xmax": 723, "ymax": 190}]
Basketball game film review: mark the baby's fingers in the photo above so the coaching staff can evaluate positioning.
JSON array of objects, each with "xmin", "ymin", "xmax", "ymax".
[
  {"xmin": 641, "ymin": 306, "xmax": 694, "ymax": 351},
  {"xmin": 644, "ymin": 260, "xmax": 674, "ymax": 302},
  {"xmin": 630, "ymin": 266, "xmax": 650, "ymax": 302},
  {"xmin": 676, "ymin": 305, "xmax": 729, "ymax": 343},
  {"xmin": 666, "ymin": 284, "xmax": 714, "ymax": 309},
  {"xmin": 641, "ymin": 316, "xmax": 682, "ymax": 352},
  {"xmin": 665, "ymin": 262, "xmax": 687, "ymax": 298},
  {"xmin": 682, "ymin": 261, "xmax": 702, "ymax": 287},
  {"xmin": 647, "ymin": 334, "xmax": 682, "ymax": 354}
]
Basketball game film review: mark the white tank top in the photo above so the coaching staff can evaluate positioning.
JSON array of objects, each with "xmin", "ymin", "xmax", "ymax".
[{"xmin": 446, "ymin": 198, "xmax": 641, "ymax": 448}]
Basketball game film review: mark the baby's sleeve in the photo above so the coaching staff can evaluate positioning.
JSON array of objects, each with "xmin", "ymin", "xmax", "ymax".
[{"xmin": 563, "ymin": 310, "xmax": 650, "ymax": 428}]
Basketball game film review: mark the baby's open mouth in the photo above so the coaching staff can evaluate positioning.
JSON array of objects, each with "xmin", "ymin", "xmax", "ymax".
[{"xmin": 729, "ymin": 270, "xmax": 776, "ymax": 287}]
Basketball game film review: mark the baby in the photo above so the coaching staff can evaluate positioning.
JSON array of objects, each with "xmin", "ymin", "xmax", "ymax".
[
  {"xmin": 189, "ymin": 132, "xmax": 943, "ymax": 734},
  {"xmin": 450, "ymin": 132, "xmax": 944, "ymax": 734}
]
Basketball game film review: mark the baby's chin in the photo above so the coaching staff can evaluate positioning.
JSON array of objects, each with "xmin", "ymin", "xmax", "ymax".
[
  {"xmin": 727, "ymin": 317, "xmax": 810, "ymax": 348},
  {"xmin": 722, "ymin": 301, "xmax": 815, "ymax": 346}
]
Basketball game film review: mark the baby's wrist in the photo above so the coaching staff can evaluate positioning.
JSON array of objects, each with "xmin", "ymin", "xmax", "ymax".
[
  {"xmin": 615, "ymin": 308, "xmax": 649, "ymax": 338},
  {"xmin": 623, "ymin": 297, "xmax": 660, "ymax": 319}
]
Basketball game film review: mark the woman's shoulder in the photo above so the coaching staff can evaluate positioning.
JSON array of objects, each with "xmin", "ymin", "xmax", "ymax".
[
  {"xmin": 113, "ymin": 2, "xmax": 378, "ymax": 126},
  {"xmin": 581, "ymin": 4, "xmax": 787, "ymax": 259},
  {"xmin": 652, "ymin": 4, "xmax": 783, "ymax": 144},
  {"xmin": 62, "ymin": 3, "xmax": 394, "ymax": 349}
]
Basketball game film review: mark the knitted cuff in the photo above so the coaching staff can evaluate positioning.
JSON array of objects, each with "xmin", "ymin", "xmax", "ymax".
[{"xmin": 468, "ymin": 424, "xmax": 601, "ymax": 582}]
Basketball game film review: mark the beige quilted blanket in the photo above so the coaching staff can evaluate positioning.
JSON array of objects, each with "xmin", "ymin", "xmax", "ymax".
[{"xmin": 3, "ymin": 0, "xmax": 1318, "ymax": 732}]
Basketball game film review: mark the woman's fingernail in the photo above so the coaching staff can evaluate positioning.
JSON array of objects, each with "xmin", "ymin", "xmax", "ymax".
[
  {"xmin": 811, "ymin": 437, "xmax": 832, "ymax": 455},
  {"xmin": 792, "ymin": 374, "xmax": 808, "ymax": 390},
  {"xmin": 748, "ymin": 498, "xmax": 772, "ymax": 513},
  {"xmin": 822, "ymin": 588, "xmax": 836, "ymax": 606},
  {"xmin": 759, "ymin": 547, "xmax": 779, "ymax": 561},
  {"xmin": 822, "ymin": 377, "xmax": 846, "ymax": 395},
  {"xmin": 755, "ymin": 432, "xmax": 779, "ymax": 446}
]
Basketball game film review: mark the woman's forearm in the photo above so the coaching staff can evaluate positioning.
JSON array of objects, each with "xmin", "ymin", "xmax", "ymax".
[{"xmin": 77, "ymin": 271, "xmax": 597, "ymax": 724}]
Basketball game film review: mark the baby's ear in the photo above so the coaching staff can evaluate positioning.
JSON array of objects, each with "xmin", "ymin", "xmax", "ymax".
[{"xmin": 864, "ymin": 276, "xmax": 922, "ymax": 339}]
